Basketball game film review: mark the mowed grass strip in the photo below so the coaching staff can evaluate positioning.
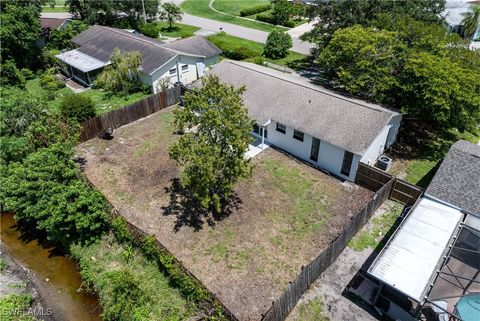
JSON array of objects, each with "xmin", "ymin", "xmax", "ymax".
[
  {"xmin": 181, "ymin": 0, "xmax": 283, "ymax": 32},
  {"xmin": 211, "ymin": 0, "xmax": 270, "ymax": 16}
]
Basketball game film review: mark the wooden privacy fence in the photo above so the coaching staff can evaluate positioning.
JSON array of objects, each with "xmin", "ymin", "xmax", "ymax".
[
  {"xmin": 79, "ymin": 85, "xmax": 182, "ymax": 142},
  {"xmin": 262, "ymin": 178, "xmax": 395, "ymax": 321},
  {"xmin": 355, "ymin": 163, "xmax": 424, "ymax": 206}
]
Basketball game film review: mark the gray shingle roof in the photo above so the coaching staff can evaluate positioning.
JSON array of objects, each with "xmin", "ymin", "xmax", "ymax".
[
  {"xmin": 426, "ymin": 140, "xmax": 480, "ymax": 216},
  {"xmin": 72, "ymin": 25, "xmax": 178, "ymax": 74},
  {"xmin": 201, "ymin": 60, "xmax": 399, "ymax": 155},
  {"xmin": 165, "ymin": 36, "xmax": 222, "ymax": 58}
]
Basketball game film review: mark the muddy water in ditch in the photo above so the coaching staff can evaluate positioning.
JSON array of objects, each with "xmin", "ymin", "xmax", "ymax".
[{"xmin": 0, "ymin": 212, "xmax": 101, "ymax": 321}]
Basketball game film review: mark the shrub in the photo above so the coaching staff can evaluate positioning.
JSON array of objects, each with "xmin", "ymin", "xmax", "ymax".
[
  {"xmin": 39, "ymin": 68, "xmax": 64, "ymax": 98},
  {"xmin": 256, "ymin": 12, "xmax": 276, "ymax": 24},
  {"xmin": 59, "ymin": 93, "xmax": 96, "ymax": 123},
  {"xmin": 244, "ymin": 56, "xmax": 266, "ymax": 65},
  {"xmin": 20, "ymin": 68, "xmax": 35, "ymax": 80},
  {"xmin": 256, "ymin": 12, "xmax": 295, "ymax": 27},
  {"xmin": 239, "ymin": 3, "xmax": 271, "ymax": 17},
  {"xmin": 1, "ymin": 60, "xmax": 25, "ymax": 87},
  {"xmin": 139, "ymin": 23, "xmax": 159, "ymax": 38},
  {"xmin": 264, "ymin": 29, "xmax": 293, "ymax": 59},
  {"xmin": 222, "ymin": 46, "xmax": 258, "ymax": 60}
]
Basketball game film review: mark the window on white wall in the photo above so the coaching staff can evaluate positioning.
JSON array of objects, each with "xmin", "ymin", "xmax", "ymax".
[
  {"xmin": 169, "ymin": 68, "xmax": 176, "ymax": 75},
  {"xmin": 181, "ymin": 65, "xmax": 188, "ymax": 72},
  {"xmin": 293, "ymin": 129, "xmax": 304, "ymax": 142},
  {"xmin": 276, "ymin": 122, "xmax": 286, "ymax": 134},
  {"xmin": 341, "ymin": 151, "xmax": 353, "ymax": 176}
]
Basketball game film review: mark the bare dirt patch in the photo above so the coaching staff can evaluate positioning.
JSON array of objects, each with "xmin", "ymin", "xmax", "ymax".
[{"xmin": 76, "ymin": 107, "xmax": 373, "ymax": 321}]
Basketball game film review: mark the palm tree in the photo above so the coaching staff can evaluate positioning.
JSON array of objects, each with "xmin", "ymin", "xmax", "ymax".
[
  {"xmin": 461, "ymin": 4, "xmax": 480, "ymax": 40},
  {"xmin": 159, "ymin": 3, "xmax": 182, "ymax": 30}
]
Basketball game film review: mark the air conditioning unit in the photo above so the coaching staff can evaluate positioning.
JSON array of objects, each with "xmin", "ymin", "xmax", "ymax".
[{"xmin": 376, "ymin": 155, "xmax": 392, "ymax": 171}]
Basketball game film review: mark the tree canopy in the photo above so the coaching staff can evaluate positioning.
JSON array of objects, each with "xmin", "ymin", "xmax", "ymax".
[
  {"xmin": 302, "ymin": 0, "xmax": 446, "ymax": 48},
  {"xmin": 47, "ymin": 20, "xmax": 89, "ymax": 50},
  {"xmin": 0, "ymin": 3, "xmax": 41, "ymax": 68},
  {"xmin": 159, "ymin": 2, "xmax": 182, "ymax": 29},
  {"xmin": 65, "ymin": 0, "xmax": 159, "ymax": 27},
  {"xmin": 169, "ymin": 75, "xmax": 253, "ymax": 213},
  {"xmin": 461, "ymin": 4, "xmax": 480, "ymax": 39},
  {"xmin": 95, "ymin": 48, "xmax": 143, "ymax": 96},
  {"xmin": 263, "ymin": 28, "xmax": 293, "ymax": 59}
]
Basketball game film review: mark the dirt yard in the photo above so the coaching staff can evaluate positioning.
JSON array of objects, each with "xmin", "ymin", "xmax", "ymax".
[{"xmin": 76, "ymin": 106, "xmax": 373, "ymax": 321}]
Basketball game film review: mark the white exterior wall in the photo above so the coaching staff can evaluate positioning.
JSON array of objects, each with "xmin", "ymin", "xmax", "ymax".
[
  {"xmin": 361, "ymin": 125, "xmax": 390, "ymax": 166},
  {"xmin": 386, "ymin": 114, "xmax": 402, "ymax": 148},
  {"xmin": 264, "ymin": 120, "xmax": 360, "ymax": 181},
  {"xmin": 177, "ymin": 55, "xmax": 200, "ymax": 84}
]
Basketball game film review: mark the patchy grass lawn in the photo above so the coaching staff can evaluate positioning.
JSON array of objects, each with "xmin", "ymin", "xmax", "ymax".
[
  {"xmin": 155, "ymin": 22, "xmax": 200, "ymax": 38},
  {"xmin": 348, "ymin": 201, "xmax": 403, "ymax": 252},
  {"xmin": 26, "ymin": 78, "xmax": 149, "ymax": 116},
  {"xmin": 77, "ymin": 107, "xmax": 373, "ymax": 320},
  {"xmin": 296, "ymin": 298, "xmax": 330, "ymax": 321},
  {"xmin": 181, "ymin": 0, "xmax": 285, "ymax": 32},
  {"xmin": 206, "ymin": 32, "xmax": 306, "ymax": 67},
  {"xmin": 70, "ymin": 233, "xmax": 194, "ymax": 320},
  {"xmin": 387, "ymin": 120, "xmax": 480, "ymax": 188}
]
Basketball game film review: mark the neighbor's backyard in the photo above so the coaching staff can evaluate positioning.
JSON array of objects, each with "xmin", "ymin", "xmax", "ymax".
[{"xmin": 76, "ymin": 106, "xmax": 373, "ymax": 320}]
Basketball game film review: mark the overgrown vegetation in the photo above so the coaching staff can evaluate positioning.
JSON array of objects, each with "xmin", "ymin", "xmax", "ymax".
[
  {"xmin": 297, "ymin": 298, "xmax": 330, "ymax": 321},
  {"xmin": 71, "ymin": 233, "xmax": 195, "ymax": 321},
  {"xmin": 59, "ymin": 93, "xmax": 96, "ymax": 123},
  {"xmin": 95, "ymin": 48, "xmax": 146, "ymax": 97},
  {"xmin": 0, "ymin": 294, "xmax": 34, "ymax": 321},
  {"xmin": 349, "ymin": 202, "xmax": 403, "ymax": 252}
]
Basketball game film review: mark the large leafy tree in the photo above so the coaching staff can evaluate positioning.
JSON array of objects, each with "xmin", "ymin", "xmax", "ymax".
[
  {"xmin": 47, "ymin": 20, "xmax": 89, "ymax": 50},
  {"xmin": 95, "ymin": 48, "xmax": 143, "ymax": 96},
  {"xmin": 271, "ymin": 0, "xmax": 292, "ymax": 26},
  {"xmin": 0, "ymin": 3, "xmax": 41, "ymax": 68},
  {"xmin": 263, "ymin": 28, "xmax": 293, "ymax": 59},
  {"xmin": 169, "ymin": 75, "xmax": 253, "ymax": 213},
  {"xmin": 302, "ymin": 0, "xmax": 446, "ymax": 49},
  {"xmin": 159, "ymin": 2, "xmax": 182, "ymax": 29},
  {"xmin": 1, "ymin": 143, "xmax": 110, "ymax": 249},
  {"xmin": 65, "ymin": 0, "xmax": 158, "ymax": 27},
  {"xmin": 400, "ymin": 52, "xmax": 480, "ymax": 131},
  {"xmin": 319, "ymin": 26, "xmax": 405, "ymax": 104}
]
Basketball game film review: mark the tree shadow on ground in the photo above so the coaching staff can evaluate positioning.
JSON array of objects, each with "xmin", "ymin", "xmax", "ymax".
[
  {"xmin": 387, "ymin": 119, "xmax": 467, "ymax": 162},
  {"xmin": 161, "ymin": 178, "xmax": 242, "ymax": 232}
]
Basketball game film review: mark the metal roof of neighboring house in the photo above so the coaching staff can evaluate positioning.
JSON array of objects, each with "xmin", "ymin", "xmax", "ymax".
[
  {"xmin": 165, "ymin": 36, "xmax": 222, "ymax": 58},
  {"xmin": 368, "ymin": 197, "xmax": 463, "ymax": 302},
  {"xmin": 72, "ymin": 25, "xmax": 178, "ymax": 75},
  {"xmin": 55, "ymin": 49, "xmax": 108, "ymax": 73},
  {"xmin": 200, "ymin": 60, "xmax": 399, "ymax": 155},
  {"xmin": 426, "ymin": 140, "xmax": 480, "ymax": 216}
]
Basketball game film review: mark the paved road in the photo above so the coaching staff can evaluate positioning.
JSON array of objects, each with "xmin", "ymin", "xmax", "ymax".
[
  {"xmin": 40, "ymin": 12, "xmax": 73, "ymax": 19},
  {"xmin": 180, "ymin": 13, "xmax": 313, "ymax": 54}
]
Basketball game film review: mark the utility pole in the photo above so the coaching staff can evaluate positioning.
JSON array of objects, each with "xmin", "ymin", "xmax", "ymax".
[{"xmin": 141, "ymin": 0, "xmax": 147, "ymax": 23}]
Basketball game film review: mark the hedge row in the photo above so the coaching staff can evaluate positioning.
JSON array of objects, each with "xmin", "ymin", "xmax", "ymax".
[
  {"xmin": 256, "ymin": 12, "xmax": 296, "ymax": 27},
  {"xmin": 239, "ymin": 3, "xmax": 271, "ymax": 17}
]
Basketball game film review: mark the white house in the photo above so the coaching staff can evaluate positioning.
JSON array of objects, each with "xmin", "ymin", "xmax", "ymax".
[
  {"xmin": 200, "ymin": 60, "xmax": 402, "ymax": 181},
  {"xmin": 55, "ymin": 25, "xmax": 221, "ymax": 92}
]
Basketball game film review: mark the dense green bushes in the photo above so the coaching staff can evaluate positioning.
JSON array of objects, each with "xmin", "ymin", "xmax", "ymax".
[
  {"xmin": 256, "ymin": 12, "xmax": 295, "ymax": 27},
  {"xmin": 1, "ymin": 143, "xmax": 110, "ymax": 249},
  {"xmin": 139, "ymin": 22, "xmax": 159, "ymax": 38},
  {"xmin": 1, "ymin": 60, "xmax": 25, "ymax": 87},
  {"xmin": 59, "ymin": 93, "xmax": 96, "ymax": 122},
  {"xmin": 207, "ymin": 32, "xmax": 258, "ymax": 60},
  {"xmin": 239, "ymin": 3, "xmax": 271, "ymax": 17},
  {"xmin": 39, "ymin": 68, "xmax": 65, "ymax": 99}
]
